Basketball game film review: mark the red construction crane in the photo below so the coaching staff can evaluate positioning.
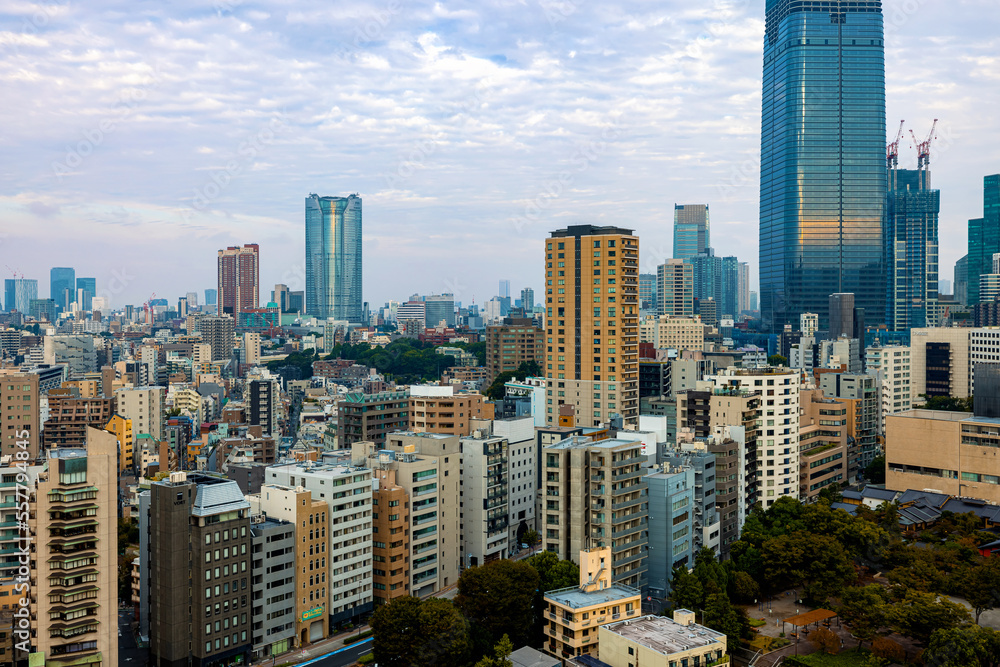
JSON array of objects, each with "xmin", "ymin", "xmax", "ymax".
[
  {"xmin": 143, "ymin": 292, "xmax": 157, "ymax": 324},
  {"xmin": 909, "ymin": 118, "xmax": 939, "ymax": 170},
  {"xmin": 886, "ymin": 119, "xmax": 905, "ymax": 170}
]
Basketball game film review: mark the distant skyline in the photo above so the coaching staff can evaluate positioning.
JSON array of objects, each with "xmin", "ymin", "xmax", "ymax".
[{"xmin": 1, "ymin": 1, "xmax": 998, "ymax": 310}]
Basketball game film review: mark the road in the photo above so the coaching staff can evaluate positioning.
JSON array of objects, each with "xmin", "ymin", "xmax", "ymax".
[
  {"xmin": 294, "ymin": 637, "xmax": 373, "ymax": 667},
  {"xmin": 119, "ymin": 608, "xmax": 148, "ymax": 665}
]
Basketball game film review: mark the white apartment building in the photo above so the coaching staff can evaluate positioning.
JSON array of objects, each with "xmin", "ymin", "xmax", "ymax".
[
  {"xmin": 115, "ymin": 386, "xmax": 167, "ymax": 441},
  {"xmin": 265, "ymin": 461, "xmax": 374, "ymax": 629},
  {"xmin": 492, "ymin": 416, "xmax": 537, "ymax": 546},
  {"xmin": 638, "ymin": 315, "xmax": 705, "ymax": 351},
  {"xmin": 460, "ymin": 432, "xmax": 510, "ymax": 565},
  {"xmin": 865, "ymin": 345, "xmax": 912, "ymax": 434},
  {"xmin": 707, "ymin": 367, "xmax": 800, "ymax": 508}
]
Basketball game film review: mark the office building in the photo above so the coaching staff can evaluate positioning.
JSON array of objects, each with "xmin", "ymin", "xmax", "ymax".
[
  {"xmin": 672, "ymin": 204, "xmax": 710, "ymax": 260},
  {"xmin": 485, "ymin": 316, "xmax": 544, "ymax": 381},
  {"xmin": 800, "ymin": 313, "xmax": 818, "ymax": 338},
  {"xmin": 967, "ymin": 175, "xmax": 1000, "ymax": 304},
  {"xmin": 955, "ymin": 254, "xmax": 969, "ymax": 306},
  {"xmin": 243, "ymin": 332, "xmax": 261, "ymax": 366},
  {"xmin": 424, "ymin": 294, "xmax": 455, "ymax": 328},
  {"xmin": 657, "ymin": 259, "xmax": 693, "ymax": 318},
  {"xmin": 248, "ymin": 516, "xmax": 296, "ymax": 658},
  {"xmin": 147, "ymin": 472, "xmax": 252, "ymax": 667},
  {"xmin": 217, "ymin": 244, "xmax": 260, "ymax": 317},
  {"xmin": 737, "ymin": 261, "xmax": 750, "ymax": 314},
  {"xmin": 521, "ymin": 287, "xmax": 535, "ymax": 311},
  {"xmin": 638, "ymin": 315, "xmax": 705, "ymax": 352},
  {"xmin": 819, "ymin": 336, "xmax": 861, "ymax": 373},
  {"xmin": 116, "ymin": 386, "xmax": 167, "ymax": 441},
  {"xmin": 336, "ymin": 390, "xmax": 410, "ymax": 448},
  {"xmin": 395, "ymin": 300, "xmax": 426, "ymax": 328},
  {"xmin": 638, "ymin": 273, "xmax": 656, "ymax": 311},
  {"xmin": 885, "ymin": 167, "xmax": 940, "ymax": 329},
  {"xmin": 305, "ymin": 194, "xmax": 363, "ymax": 322},
  {"xmin": 545, "ymin": 226, "xmax": 640, "ymax": 427},
  {"xmin": 644, "ymin": 466, "xmax": 694, "ymax": 598},
  {"xmin": 43, "ymin": 334, "xmax": 98, "ymax": 378},
  {"xmin": 492, "ymin": 417, "xmax": 537, "ymax": 544},
  {"xmin": 76, "ymin": 276, "xmax": 96, "ymax": 310},
  {"xmin": 29, "ymin": 297, "xmax": 56, "ymax": 322},
  {"xmin": 695, "ymin": 297, "xmax": 717, "ymax": 329},
  {"xmin": 707, "ymin": 368, "xmax": 800, "ymax": 507},
  {"xmin": 31, "ymin": 429, "xmax": 119, "ymax": 667},
  {"xmin": 909, "ymin": 327, "xmax": 971, "ymax": 400},
  {"xmin": 253, "ymin": 485, "xmax": 330, "ymax": 645},
  {"xmin": 50, "ymin": 266, "xmax": 75, "ymax": 311},
  {"xmin": 687, "ymin": 252, "xmax": 741, "ymax": 320},
  {"xmin": 265, "ymin": 460, "xmax": 374, "ymax": 629},
  {"xmin": 865, "ymin": 345, "xmax": 912, "ymax": 433},
  {"xmin": 542, "ymin": 546, "xmax": 642, "ymax": 662},
  {"xmin": 596, "ymin": 612, "xmax": 727, "ymax": 667},
  {"xmin": 355, "ymin": 434, "xmax": 462, "ymax": 600},
  {"xmin": 200, "ymin": 316, "xmax": 236, "ymax": 362},
  {"xmin": 540, "ymin": 436, "xmax": 647, "ymax": 588},
  {"xmin": 759, "ymin": 1, "xmax": 886, "ymax": 331},
  {"xmin": 828, "ymin": 293, "xmax": 856, "ymax": 339},
  {"xmin": 247, "ymin": 378, "xmax": 278, "ymax": 436},
  {"xmin": 4, "ymin": 278, "xmax": 37, "ymax": 313},
  {"xmin": 0, "ymin": 370, "xmax": 40, "ymax": 459},
  {"xmin": 205, "ymin": 289, "xmax": 218, "ymax": 306}
]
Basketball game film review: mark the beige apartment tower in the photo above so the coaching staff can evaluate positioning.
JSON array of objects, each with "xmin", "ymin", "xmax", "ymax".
[{"xmin": 545, "ymin": 226, "xmax": 640, "ymax": 427}]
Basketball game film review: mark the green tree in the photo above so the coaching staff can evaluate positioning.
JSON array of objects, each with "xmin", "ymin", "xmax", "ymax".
[
  {"xmin": 888, "ymin": 589, "xmax": 972, "ymax": 645},
  {"xmin": 474, "ymin": 634, "xmax": 514, "ymax": 667},
  {"xmin": 839, "ymin": 585, "xmax": 888, "ymax": 649},
  {"xmin": 371, "ymin": 596, "xmax": 472, "ymax": 667},
  {"xmin": 760, "ymin": 533, "xmax": 855, "ymax": 603},
  {"xmin": 914, "ymin": 394, "xmax": 974, "ymax": 412},
  {"xmin": 925, "ymin": 625, "xmax": 1000, "ymax": 667},
  {"xmin": 484, "ymin": 361, "xmax": 543, "ymax": 399},
  {"xmin": 768, "ymin": 354, "xmax": 788, "ymax": 366},
  {"xmin": 670, "ymin": 566, "xmax": 705, "ymax": 611},
  {"xmin": 952, "ymin": 560, "xmax": 1000, "ymax": 624},
  {"xmin": 864, "ymin": 455, "xmax": 886, "ymax": 484},
  {"xmin": 456, "ymin": 559, "xmax": 539, "ymax": 655},
  {"xmin": 523, "ymin": 529, "xmax": 540, "ymax": 549},
  {"xmin": 692, "ymin": 547, "xmax": 729, "ymax": 598},
  {"xmin": 727, "ymin": 569, "xmax": 760, "ymax": 604},
  {"xmin": 871, "ymin": 637, "xmax": 905, "ymax": 664},
  {"xmin": 702, "ymin": 593, "xmax": 743, "ymax": 649},
  {"xmin": 525, "ymin": 551, "xmax": 579, "ymax": 647}
]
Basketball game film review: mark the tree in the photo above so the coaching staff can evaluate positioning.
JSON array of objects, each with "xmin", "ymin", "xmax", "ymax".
[
  {"xmin": 925, "ymin": 625, "xmax": 1000, "ymax": 667},
  {"xmin": 952, "ymin": 560, "xmax": 1000, "ymax": 624},
  {"xmin": 768, "ymin": 354, "xmax": 788, "ymax": 366},
  {"xmin": 727, "ymin": 569, "xmax": 760, "ymax": 604},
  {"xmin": 670, "ymin": 566, "xmax": 705, "ymax": 611},
  {"xmin": 455, "ymin": 559, "xmax": 539, "ymax": 655},
  {"xmin": 809, "ymin": 627, "xmax": 840, "ymax": 655},
  {"xmin": 888, "ymin": 589, "xmax": 972, "ymax": 645},
  {"xmin": 839, "ymin": 585, "xmax": 888, "ymax": 649},
  {"xmin": 864, "ymin": 455, "xmax": 886, "ymax": 484},
  {"xmin": 692, "ymin": 547, "xmax": 729, "ymax": 598},
  {"xmin": 914, "ymin": 394, "xmax": 974, "ymax": 412},
  {"xmin": 371, "ymin": 596, "xmax": 472, "ymax": 667},
  {"xmin": 523, "ymin": 529, "xmax": 540, "ymax": 549},
  {"xmin": 703, "ymin": 593, "xmax": 743, "ymax": 649},
  {"xmin": 525, "ymin": 551, "xmax": 579, "ymax": 647},
  {"xmin": 871, "ymin": 637, "xmax": 905, "ymax": 665},
  {"xmin": 484, "ymin": 361, "xmax": 543, "ymax": 399},
  {"xmin": 474, "ymin": 635, "xmax": 514, "ymax": 667},
  {"xmin": 760, "ymin": 533, "xmax": 855, "ymax": 603}
]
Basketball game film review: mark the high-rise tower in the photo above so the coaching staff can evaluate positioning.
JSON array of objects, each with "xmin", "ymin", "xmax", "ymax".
[
  {"xmin": 50, "ymin": 267, "xmax": 75, "ymax": 311},
  {"xmin": 544, "ymin": 226, "xmax": 640, "ymax": 427},
  {"xmin": 759, "ymin": 0, "xmax": 886, "ymax": 331},
  {"xmin": 217, "ymin": 244, "xmax": 260, "ymax": 317},
  {"xmin": 305, "ymin": 194, "xmax": 363, "ymax": 322},
  {"xmin": 673, "ymin": 204, "xmax": 710, "ymax": 261}
]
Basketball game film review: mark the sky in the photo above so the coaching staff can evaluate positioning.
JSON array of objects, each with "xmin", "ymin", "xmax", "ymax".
[{"xmin": 1, "ymin": 0, "xmax": 998, "ymax": 311}]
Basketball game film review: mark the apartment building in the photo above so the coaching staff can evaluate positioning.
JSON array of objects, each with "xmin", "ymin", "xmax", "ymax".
[
  {"xmin": 644, "ymin": 467, "xmax": 694, "ymax": 598},
  {"xmin": 264, "ymin": 461, "xmax": 374, "ymax": 630},
  {"xmin": 545, "ymin": 225, "xmax": 640, "ymax": 427},
  {"xmin": 798, "ymin": 389, "xmax": 848, "ymax": 502},
  {"xmin": 865, "ymin": 345, "xmax": 913, "ymax": 434},
  {"xmin": 638, "ymin": 315, "xmax": 705, "ymax": 351},
  {"xmin": 353, "ymin": 433, "xmax": 462, "ymax": 598},
  {"xmin": 147, "ymin": 472, "xmax": 252, "ymax": 667},
  {"xmin": 818, "ymin": 373, "xmax": 879, "ymax": 479},
  {"xmin": 336, "ymin": 390, "xmax": 409, "ymax": 449},
  {"xmin": 540, "ymin": 436, "xmax": 647, "ymax": 588},
  {"xmin": 661, "ymin": 444, "xmax": 720, "ymax": 554},
  {"xmin": 485, "ymin": 316, "xmax": 544, "ymax": 381},
  {"xmin": 493, "ymin": 416, "xmax": 537, "ymax": 546},
  {"xmin": 248, "ymin": 516, "xmax": 296, "ymax": 659},
  {"xmin": 254, "ymin": 484, "xmax": 330, "ymax": 645},
  {"xmin": 247, "ymin": 378, "xmax": 278, "ymax": 436},
  {"xmin": 707, "ymin": 367, "xmax": 800, "ymax": 507},
  {"xmin": 0, "ymin": 370, "xmax": 39, "ymax": 459},
  {"xmin": 31, "ymin": 428, "xmax": 118, "ymax": 667},
  {"xmin": 460, "ymin": 432, "xmax": 510, "ymax": 565},
  {"xmin": 115, "ymin": 386, "xmax": 167, "ymax": 441},
  {"xmin": 200, "ymin": 316, "xmax": 236, "ymax": 362},
  {"xmin": 543, "ymin": 547, "xmax": 642, "ymax": 662},
  {"xmin": 43, "ymin": 389, "xmax": 115, "ymax": 448},
  {"xmin": 409, "ymin": 386, "xmax": 494, "ymax": 436},
  {"xmin": 106, "ymin": 413, "xmax": 134, "ymax": 473},
  {"xmin": 596, "ymin": 611, "xmax": 727, "ymax": 667}
]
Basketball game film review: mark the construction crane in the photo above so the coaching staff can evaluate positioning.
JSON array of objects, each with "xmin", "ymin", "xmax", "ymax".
[
  {"xmin": 909, "ymin": 118, "xmax": 939, "ymax": 171},
  {"xmin": 886, "ymin": 119, "xmax": 905, "ymax": 170},
  {"xmin": 143, "ymin": 292, "xmax": 157, "ymax": 324}
]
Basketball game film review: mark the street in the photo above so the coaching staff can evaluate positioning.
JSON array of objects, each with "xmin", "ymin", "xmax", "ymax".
[
  {"xmin": 295, "ymin": 637, "xmax": 373, "ymax": 667},
  {"xmin": 119, "ymin": 608, "xmax": 148, "ymax": 665}
]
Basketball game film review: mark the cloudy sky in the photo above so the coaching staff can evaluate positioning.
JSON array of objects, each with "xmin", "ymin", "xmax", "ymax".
[{"xmin": 1, "ymin": 0, "xmax": 998, "ymax": 310}]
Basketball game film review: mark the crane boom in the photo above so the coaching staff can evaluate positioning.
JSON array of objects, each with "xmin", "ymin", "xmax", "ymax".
[
  {"xmin": 887, "ymin": 119, "xmax": 905, "ymax": 169},
  {"xmin": 910, "ymin": 118, "xmax": 939, "ymax": 170}
]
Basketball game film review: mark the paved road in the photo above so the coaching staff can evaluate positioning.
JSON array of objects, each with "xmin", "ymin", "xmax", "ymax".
[
  {"xmin": 294, "ymin": 637, "xmax": 373, "ymax": 667},
  {"xmin": 119, "ymin": 608, "xmax": 148, "ymax": 665}
]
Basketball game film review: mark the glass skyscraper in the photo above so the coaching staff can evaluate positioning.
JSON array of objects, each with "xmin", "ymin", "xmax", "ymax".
[
  {"xmin": 759, "ymin": 0, "xmax": 886, "ymax": 331},
  {"xmin": 967, "ymin": 175, "xmax": 1000, "ymax": 305},
  {"xmin": 4, "ymin": 278, "xmax": 38, "ymax": 313},
  {"xmin": 673, "ymin": 204, "xmax": 710, "ymax": 260},
  {"xmin": 50, "ymin": 267, "xmax": 75, "ymax": 311},
  {"xmin": 76, "ymin": 277, "xmax": 96, "ymax": 311},
  {"xmin": 305, "ymin": 193, "xmax": 363, "ymax": 322},
  {"xmin": 885, "ymin": 168, "xmax": 940, "ymax": 329}
]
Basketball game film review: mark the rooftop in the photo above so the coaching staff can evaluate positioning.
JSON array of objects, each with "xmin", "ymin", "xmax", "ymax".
[
  {"xmin": 602, "ymin": 615, "xmax": 725, "ymax": 655},
  {"xmin": 547, "ymin": 436, "xmax": 644, "ymax": 451},
  {"xmin": 549, "ymin": 225, "xmax": 635, "ymax": 238},
  {"xmin": 545, "ymin": 583, "xmax": 641, "ymax": 610}
]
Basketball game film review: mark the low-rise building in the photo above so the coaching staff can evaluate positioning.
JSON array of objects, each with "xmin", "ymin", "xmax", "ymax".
[
  {"xmin": 249, "ymin": 515, "xmax": 296, "ymax": 659},
  {"xmin": 409, "ymin": 386, "xmax": 494, "ymax": 436},
  {"xmin": 592, "ymin": 611, "xmax": 728, "ymax": 667}
]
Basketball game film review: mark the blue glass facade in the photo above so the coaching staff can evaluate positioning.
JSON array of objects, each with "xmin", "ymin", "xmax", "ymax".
[
  {"xmin": 967, "ymin": 175, "xmax": 1000, "ymax": 305},
  {"xmin": 50, "ymin": 267, "xmax": 75, "ymax": 311},
  {"xmin": 76, "ymin": 277, "xmax": 96, "ymax": 311},
  {"xmin": 760, "ymin": 0, "xmax": 886, "ymax": 332},
  {"xmin": 673, "ymin": 204, "xmax": 710, "ymax": 261},
  {"xmin": 305, "ymin": 194, "xmax": 363, "ymax": 322},
  {"xmin": 885, "ymin": 168, "xmax": 939, "ymax": 329}
]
